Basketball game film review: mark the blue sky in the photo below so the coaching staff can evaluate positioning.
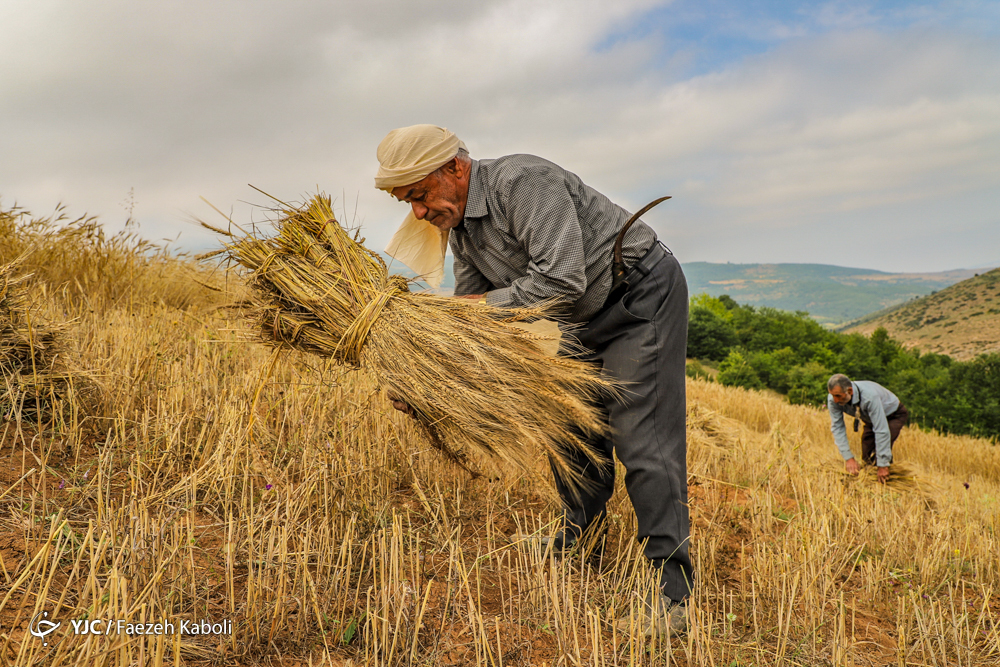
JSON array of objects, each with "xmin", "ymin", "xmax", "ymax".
[
  {"xmin": 1, "ymin": 0, "xmax": 998, "ymax": 272},
  {"xmin": 618, "ymin": 1, "xmax": 1000, "ymax": 76}
]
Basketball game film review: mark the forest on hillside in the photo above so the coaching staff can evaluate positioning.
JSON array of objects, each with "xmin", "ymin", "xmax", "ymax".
[{"xmin": 686, "ymin": 294, "xmax": 1000, "ymax": 441}]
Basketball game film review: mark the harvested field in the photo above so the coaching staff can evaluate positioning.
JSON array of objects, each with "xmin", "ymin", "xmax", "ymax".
[{"xmin": 0, "ymin": 202, "xmax": 998, "ymax": 665}]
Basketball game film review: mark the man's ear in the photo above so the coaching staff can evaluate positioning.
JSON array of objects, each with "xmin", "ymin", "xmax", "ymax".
[{"xmin": 442, "ymin": 156, "xmax": 465, "ymax": 179}]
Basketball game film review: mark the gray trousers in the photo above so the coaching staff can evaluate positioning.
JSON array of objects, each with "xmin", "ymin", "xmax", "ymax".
[{"xmin": 555, "ymin": 243, "xmax": 692, "ymax": 601}]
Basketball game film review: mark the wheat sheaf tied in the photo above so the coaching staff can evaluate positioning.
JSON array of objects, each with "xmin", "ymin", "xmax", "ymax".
[
  {"xmin": 228, "ymin": 202, "xmax": 408, "ymax": 367},
  {"xmin": 334, "ymin": 274, "xmax": 408, "ymax": 366},
  {"xmin": 212, "ymin": 194, "xmax": 617, "ymax": 492}
]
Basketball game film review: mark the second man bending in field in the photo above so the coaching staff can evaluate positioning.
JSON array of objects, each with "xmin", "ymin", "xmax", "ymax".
[{"xmin": 827, "ymin": 373, "xmax": 909, "ymax": 483}]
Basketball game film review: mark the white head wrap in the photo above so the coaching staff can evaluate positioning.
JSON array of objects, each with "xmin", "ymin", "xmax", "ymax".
[
  {"xmin": 374, "ymin": 124, "xmax": 467, "ymax": 191},
  {"xmin": 376, "ymin": 125, "xmax": 467, "ymax": 289}
]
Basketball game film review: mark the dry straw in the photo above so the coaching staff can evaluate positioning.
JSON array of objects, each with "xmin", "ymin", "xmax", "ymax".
[
  {"xmin": 0, "ymin": 258, "xmax": 71, "ymax": 419},
  {"xmin": 204, "ymin": 193, "xmax": 616, "ymax": 489},
  {"xmin": 824, "ymin": 458, "xmax": 937, "ymax": 503}
]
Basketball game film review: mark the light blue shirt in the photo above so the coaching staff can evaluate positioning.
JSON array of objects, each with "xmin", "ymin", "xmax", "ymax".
[{"xmin": 828, "ymin": 380, "xmax": 900, "ymax": 467}]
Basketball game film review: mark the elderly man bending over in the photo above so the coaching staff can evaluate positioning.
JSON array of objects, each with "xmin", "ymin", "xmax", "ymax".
[
  {"xmin": 375, "ymin": 124, "xmax": 692, "ymax": 634},
  {"xmin": 827, "ymin": 374, "xmax": 910, "ymax": 483}
]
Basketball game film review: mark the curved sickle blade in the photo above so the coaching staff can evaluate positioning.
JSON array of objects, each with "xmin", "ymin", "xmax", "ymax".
[
  {"xmin": 625, "ymin": 195, "xmax": 672, "ymax": 231},
  {"xmin": 614, "ymin": 195, "xmax": 672, "ymax": 269}
]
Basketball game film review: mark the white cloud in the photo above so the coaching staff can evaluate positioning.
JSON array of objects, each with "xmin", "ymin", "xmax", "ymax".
[{"xmin": 1, "ymin": 0, "xmax": 997, "ymax": 272}]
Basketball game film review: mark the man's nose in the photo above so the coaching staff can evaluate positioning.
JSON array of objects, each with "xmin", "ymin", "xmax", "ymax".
[{"xmin": 412, "ymin": 202, "xmax": 428, "ymax": 220}]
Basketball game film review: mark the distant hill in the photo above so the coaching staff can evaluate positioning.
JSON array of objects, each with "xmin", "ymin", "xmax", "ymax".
[
  {"xmin": 385, "ymin": 256, "xmax": 989, "ymax": 326},
  {"xmin": 682, "ymin": 262, "xmax": 989, "ymax": 327},
  {"xmin": 844, "ymin": 267, "xmax": 1000, "ymax": 360}
]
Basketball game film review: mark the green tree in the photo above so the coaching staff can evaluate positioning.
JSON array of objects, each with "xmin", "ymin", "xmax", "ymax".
[
  {"xmin": 717, "ymin": 294, "xmax": 739, "ymax": 311},
  {"xmin": 687, "ymin": 306, "xmax": 738, "ymax": 360},
  {"xmin": 949, "ymin": 353, "xmax": 1000, "ymax": 440},
  {"xmin": 786, "ymin": 361, "xmax": 833, "ymax": 406},
  {"xmin": 690, "ymin": 293, "xmax": 733, "ymax": 320},
  {"xmin": 870, "ymin": 327, "xmax": 903, "ymax": 367},
  {"xmin": 838, "ymin": 334, "xmax": 885, "ymax": 385},
  {"xmin": 746, "ymin": 348, "xmax": 797, "ymax": 393},
  {"xmin": 718, "ymin": 349, "xmax": 763, "ymax": 390}
]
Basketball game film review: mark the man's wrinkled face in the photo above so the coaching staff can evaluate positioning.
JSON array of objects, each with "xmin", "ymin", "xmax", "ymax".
[
  {"xmin": 391, "ymin": 159, "xmax": 468, "ymax": 231},
  {"xmin": 830, "ymin": 386, "xmax": 853, "ymax": 405}
]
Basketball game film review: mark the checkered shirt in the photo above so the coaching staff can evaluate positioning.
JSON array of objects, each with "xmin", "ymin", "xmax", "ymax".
[{"xmin": 450, "ymin": 155, "xmax": 658, "ymax": 323}]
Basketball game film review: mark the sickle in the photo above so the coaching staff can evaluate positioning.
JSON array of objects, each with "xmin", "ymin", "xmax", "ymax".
[{"xmin": 611, "ymin": 195, "xmax": 671, "ymax": 293}]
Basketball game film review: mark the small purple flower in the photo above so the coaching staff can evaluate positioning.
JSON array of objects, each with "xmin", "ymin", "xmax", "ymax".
[
  {"xmin": 265, "ymin": 484, "xmax": 273, "ymax": 491},
  {"xmin": 923, "ymin": 594, "xmax": 929, "ymax": 599},
  {"xmin": 58, "ymin": 479, "xmax": 66, "ymax": 490},
  {"xmin": 963, "ymin": 482, "xmax": 970, "ymax": 489},
  {"xmin": 83, "ymin": 469, "xmax": 90, "ymax": 480}
]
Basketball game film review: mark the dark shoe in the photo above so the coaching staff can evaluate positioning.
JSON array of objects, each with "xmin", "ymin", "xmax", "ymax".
[
  {"xmin": 516, "ymin": 528, "xmax": 578, "ymax": 556},
  {"xmin": 515, "ymin": 523, "xmax": 607, "ymax": 563},
  {"xmin": 616, "ymin": 591, "xmax": 688, "ymax": 636}
]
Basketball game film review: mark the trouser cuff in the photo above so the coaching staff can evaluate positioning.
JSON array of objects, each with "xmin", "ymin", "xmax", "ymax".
[{"xmin": 654, "ymin": 560, "xmax": 693, "ymax": 602}]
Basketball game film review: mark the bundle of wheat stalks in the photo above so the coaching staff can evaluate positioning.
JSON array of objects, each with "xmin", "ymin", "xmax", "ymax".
[
  {"xmin": 827, "ymin": 458, "xmax": 935, "ymax": 497},
  {"xmin": 0, "ymin": 259, "xmax": 70, "ymax": 418},
  {"xmin": 205, "ymin": 194, "xmax": 614, "ymax": 488}
]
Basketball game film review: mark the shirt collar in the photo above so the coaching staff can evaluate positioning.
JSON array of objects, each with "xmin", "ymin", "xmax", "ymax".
[
  {"xmin": 851, "ymin": 382, "xmax": 860, "ymax": 406},
  {"xmin": 463, "ymin": 159, "xmax": 489, "ymax": 220}
]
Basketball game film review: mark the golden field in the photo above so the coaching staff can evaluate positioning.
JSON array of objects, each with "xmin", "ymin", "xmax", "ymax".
[{"xmin": 1, "ymin": 205, "xmax": 999, "ymax": 666}]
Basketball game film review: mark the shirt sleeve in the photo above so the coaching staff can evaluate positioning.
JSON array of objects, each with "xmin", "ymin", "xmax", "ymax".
[
  {"xmin": 828, "ymin": 397, "xmax": 853, "ymax": 460},
  {"xmin": 452, "ymin": 247, "xmax": 493, "ymax": 297},
  {"xmin": 864, "ymin": 392, "xmax": 893, "ymax": 467},
  {"xmin": 484, "ymin": 165, "xmax": 588, "ymax": 310}
]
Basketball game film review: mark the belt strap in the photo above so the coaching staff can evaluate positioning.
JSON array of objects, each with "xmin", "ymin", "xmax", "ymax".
[
  {"xmin": 625, "ymin": 241, "xmax": 670, "ymax": 284},
  {"xmin": 601, "ymin": 241, "xmax": 670, "ymax": 311}
]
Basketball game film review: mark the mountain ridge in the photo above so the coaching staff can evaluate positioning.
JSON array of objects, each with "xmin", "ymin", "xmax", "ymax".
[{"xmin": 844, "ymin": 267, "xmax": 1000, "ymax": 360}]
